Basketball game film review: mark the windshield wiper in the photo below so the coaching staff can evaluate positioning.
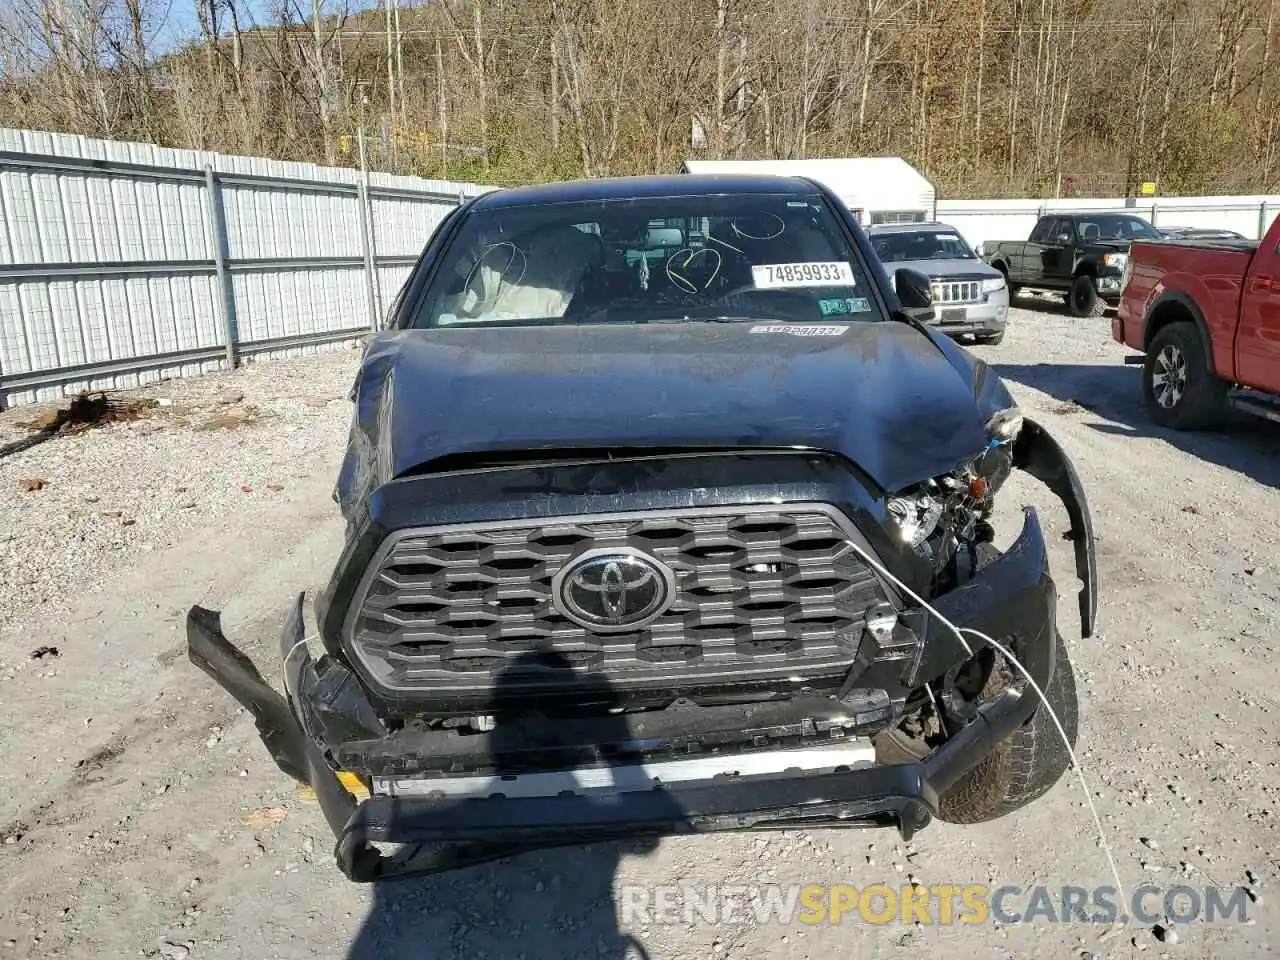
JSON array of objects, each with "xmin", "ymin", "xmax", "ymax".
[{"xmin": 647, "ymin": 315, "xmax": 775, "ymax": 324}]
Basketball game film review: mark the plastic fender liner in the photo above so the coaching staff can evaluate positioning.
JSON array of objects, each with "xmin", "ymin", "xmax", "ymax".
[{"xmin": 1011, "ymin": 417, "xmax": 1098, "ymax": 638}]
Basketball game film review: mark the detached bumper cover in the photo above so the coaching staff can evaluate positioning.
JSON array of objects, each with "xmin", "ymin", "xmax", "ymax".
[
  {"xmin": 187, "ymin": 507, "xmax": 1062, "ymax": 882},
  {"xmin": 1014, "ymin": 417, "xmax": 1098, "ymax": 638}
]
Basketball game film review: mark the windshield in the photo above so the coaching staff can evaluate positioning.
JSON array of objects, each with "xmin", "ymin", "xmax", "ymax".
[
  {"xmin": 1075, "ymin": 215, "xmax": 1161, "ymax": 242},
  {"xmin": 411, "ymin": 193, "xmax": 883, "ymax": 328},
  {"xmin": 870, "ymin": 229, "xmax": 975, "ymax": 263}
]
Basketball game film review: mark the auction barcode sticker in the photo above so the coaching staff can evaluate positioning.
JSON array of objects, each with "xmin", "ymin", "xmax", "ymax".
[
  {"xmin": 752, "ymin": 261, "xmax": 855, "ymax": 289},
  {"xmin": 750, "ymin": 325, "xmax": 847, "ymax": 336}
]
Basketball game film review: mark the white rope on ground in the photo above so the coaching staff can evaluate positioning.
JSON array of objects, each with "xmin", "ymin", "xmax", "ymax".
[{"xmin": 832, "ymin": 527, "xmax": 1127, "ymax": 909}]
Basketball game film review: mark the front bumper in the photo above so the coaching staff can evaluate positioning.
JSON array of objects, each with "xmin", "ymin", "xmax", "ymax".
[
  {"xmin": 928, "ymin": 294, "xmax": 1009, "ymax": 336},
  {"xmin": 188, "ymin": 508, "xmax": 1062, "ymax": 882},
  {"xmin": 1113, "ymin": 290, "xmax": 1141, "ymax": 346}
]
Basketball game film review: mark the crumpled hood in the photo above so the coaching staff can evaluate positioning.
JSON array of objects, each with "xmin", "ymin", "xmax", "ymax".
[{"xmin": 338, "ymin": 321, "xmax": 1013, "ymax": 511}]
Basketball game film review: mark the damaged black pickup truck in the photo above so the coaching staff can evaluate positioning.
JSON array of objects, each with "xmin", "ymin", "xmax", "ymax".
[{"xmin": 188, "ymin": 174, "xmax": 1097, "ymax": 882}]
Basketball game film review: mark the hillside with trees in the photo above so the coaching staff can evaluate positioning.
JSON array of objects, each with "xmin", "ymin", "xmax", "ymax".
[{"xmin": 1, "ymin": 0, "xmax": 1278, "ymax": 198}]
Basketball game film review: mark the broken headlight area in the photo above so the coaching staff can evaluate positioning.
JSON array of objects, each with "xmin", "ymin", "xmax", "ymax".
[
  {"xmin": 885, "ymin": 406, "xmax": 1025, "ymax": 599},
  {"xmin": 885, "ymin": 406, "xmax": 1022, "ymax": 580}
]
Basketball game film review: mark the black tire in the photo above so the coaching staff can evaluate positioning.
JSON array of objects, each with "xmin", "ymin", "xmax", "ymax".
[
  {"xmin": 1142, "ymin": 322, "xmax": 1229, "ymax": 430},
  {"xmin": 875, "ymin": 634, "xmax": 1078, "ymax": 824},
  {"xmin": 974, "ymin": 330, "xmax": 1005, "ymax": 346},
  {"xmin": 1068, "ymin": 274, "xmax": 1106, "ymax": 317}
]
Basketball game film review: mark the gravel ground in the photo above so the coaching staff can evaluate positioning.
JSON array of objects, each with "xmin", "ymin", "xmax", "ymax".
[
  {"xmin": 0, "ymin": 305, "xmax": 1277, "ymax": 959},
  {"xmin": 0, "ymin": 347, "xmax": 359, "ymax": 641}
]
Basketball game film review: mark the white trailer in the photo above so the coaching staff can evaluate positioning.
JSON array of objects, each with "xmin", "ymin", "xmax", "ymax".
[{"xmin": 681, "ymin": 157, "xmax": 937, "ymax": 226}]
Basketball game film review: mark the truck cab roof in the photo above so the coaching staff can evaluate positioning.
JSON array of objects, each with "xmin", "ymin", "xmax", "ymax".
[{"xmin": 469, "ymin": 174, "xmax": 824, "ymax": 211}]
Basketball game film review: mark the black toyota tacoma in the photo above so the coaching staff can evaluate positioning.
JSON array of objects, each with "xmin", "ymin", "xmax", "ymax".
[{"xmin": 188, "ymin": 174, "xmax": 1097, "ymax": 881}]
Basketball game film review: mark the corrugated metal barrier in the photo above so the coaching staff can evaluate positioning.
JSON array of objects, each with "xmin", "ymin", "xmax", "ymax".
[
  {"xmin": 5, "ymin": 128, "xmax": 1279, "ymax": 408},
  {"xmin": 0, "ymin": 128, "xmax": 490, "ymax": 408}
]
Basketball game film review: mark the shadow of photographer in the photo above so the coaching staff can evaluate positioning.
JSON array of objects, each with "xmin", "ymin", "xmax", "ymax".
[{"xmin": 346, "ymin": 649, "xmax": 681, "ymax": 959}]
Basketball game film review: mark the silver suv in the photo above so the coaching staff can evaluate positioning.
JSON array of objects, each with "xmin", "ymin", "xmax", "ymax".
[{"xmin": 869, "ymin": 222, "xmax": 1010, "ymax": 345}]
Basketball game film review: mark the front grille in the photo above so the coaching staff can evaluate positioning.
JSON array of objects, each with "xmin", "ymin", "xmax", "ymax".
[
  {"xmin": 346, "ymin": 504, "xmax": 893, "ymax": 693},
  {"xmin": 930, "ymin": 280, "xmax": 981, "ymax": 304}
]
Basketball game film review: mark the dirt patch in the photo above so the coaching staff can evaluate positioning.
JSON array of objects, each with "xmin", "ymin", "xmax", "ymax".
[
  {"xmin": 239, "ymin": 806, "xmax": 290, "ymax": 831},
  {"xmin": 16, "ymin": 392, "xmax": 158, "ymax": 434},
  {"xmin": 72, "ymin": 738, "xmax": 127, "ymax": 784},
  {"xmin": 190, "ymin": 404, "xmax": 262, "ymax": 432},
  {"xmin": 1, "ymin": 392, "xmax": 160, "ymax": 461}
]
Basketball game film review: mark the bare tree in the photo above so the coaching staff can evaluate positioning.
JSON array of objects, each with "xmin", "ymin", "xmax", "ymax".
[{"xmin": 2, "ymin": 0, "xmax": 1279, "ymax": 197}]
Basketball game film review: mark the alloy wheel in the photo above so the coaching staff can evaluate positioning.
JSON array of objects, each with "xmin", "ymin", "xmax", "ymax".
[{"xmin": 1151, "ymin": 343, "xmax": 1187, "ymax": 409}]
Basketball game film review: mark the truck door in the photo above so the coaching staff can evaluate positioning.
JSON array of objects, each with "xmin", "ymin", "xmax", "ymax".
[
  {"xmin": 1041, "ymin": 217, "xmax": 1075, "ymax": 284},
  {"xmin": 1022, "ymin": 217, "xmax": 1054, "ymax": 280},
  {"xmin": 1235, "ymin": 222, "xmax": 1280, "ymax": 393}
]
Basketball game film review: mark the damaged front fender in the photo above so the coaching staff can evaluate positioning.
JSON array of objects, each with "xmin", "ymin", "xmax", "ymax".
[{"xmin": 1012, "ymin": 418, "xmax": 1098, "ymax": 638}]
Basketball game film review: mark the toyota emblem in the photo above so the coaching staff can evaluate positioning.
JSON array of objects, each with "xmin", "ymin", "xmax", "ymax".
[{"xmin": 551, "ymin": 547, "xmax": 676, "ymax": 633}]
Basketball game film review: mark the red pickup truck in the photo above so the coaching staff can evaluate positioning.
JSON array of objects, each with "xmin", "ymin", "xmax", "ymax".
[{"xmin": 1114, "ymin": 213, "xmax": 1280, "ymax": 429}]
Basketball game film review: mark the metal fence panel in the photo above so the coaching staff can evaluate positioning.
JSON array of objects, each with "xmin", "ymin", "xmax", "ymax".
[
  {"xmin": 8, "ymin": 127, "xmax": 1280, "ymax": 408},
  {"xmin": 0, "ymin": 126, "xmax": 489, "ymax": 407}
]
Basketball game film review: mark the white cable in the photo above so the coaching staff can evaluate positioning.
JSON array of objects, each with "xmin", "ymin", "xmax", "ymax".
[
  {"xmin": 960, "ymin": 627, "xmax": 1127, "ymax": 907},
  {"xmin": 730, "ymin": 213, "xmax": 786, "ymax": 240},
  {"xmin": 280, "ymin": 634, "xmax": 319, "ymax": 700},
  {"xmin": 665, "ymin": 247, "xmax": 722, "ymax": 294},
  {"xmin": 834, "ymin": 534, "xmax": 975, "ymax": 659},
  {"xmin": 462, "ymin": 242, "xmax": 526, "ymax": 312},
  {"xmin": 707, "ymin": 232, "xmax": 744, "ymax": 255},
  {"xmin": 833, "ymin": 529, "xmax": 1127, "ymax": 909}
]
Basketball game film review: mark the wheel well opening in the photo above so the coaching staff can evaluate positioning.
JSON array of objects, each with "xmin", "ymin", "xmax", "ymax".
[
  {"xmin": 1073, "ymin": 263, "xmax": 1097, "ymax": 279},
  {"xmin": 1144, "ymin": 300, "xmax": 1195, "ymax": 350}
]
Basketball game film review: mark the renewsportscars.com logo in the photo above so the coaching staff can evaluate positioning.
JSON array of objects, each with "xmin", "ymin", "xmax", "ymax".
[{"xmin": 619, "ymin": 883, "xmax": 1255, "ymax": 927}]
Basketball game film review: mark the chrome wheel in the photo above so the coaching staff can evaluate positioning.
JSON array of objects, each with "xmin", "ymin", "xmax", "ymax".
[{"xmin": 1151, "ymin": 343, "xmax": 1187, "ymax": 409}]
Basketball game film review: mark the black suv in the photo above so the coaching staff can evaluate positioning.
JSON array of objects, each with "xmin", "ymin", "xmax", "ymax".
[{"xmin": 189, "ymin": 174, "xmax": 1097, "ymax": 881}]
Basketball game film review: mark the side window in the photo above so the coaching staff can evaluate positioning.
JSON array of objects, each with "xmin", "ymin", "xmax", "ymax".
[
  {"xmin": 383, "ymin": 243, "xmax": 438, "ymax": 330},
  {"xmin": 1029, "ymin": 217, "xmax": 1054, "ymax": 243},
  {"xmin": 390, "ymin": 203, "xmax": 468, "ymax": 330},
  {"xmin": 1050, "ymin": 218, "xmax": 1075, "ymax": 244},
  {"xmin": 381, "ymin": 277, "xmax": 411, "ymax": 331}
]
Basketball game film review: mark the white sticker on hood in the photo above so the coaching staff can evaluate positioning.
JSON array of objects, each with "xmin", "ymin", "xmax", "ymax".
[{"xmin": 750, "ymin": 325, "xmax": 847, "ymax": 336}]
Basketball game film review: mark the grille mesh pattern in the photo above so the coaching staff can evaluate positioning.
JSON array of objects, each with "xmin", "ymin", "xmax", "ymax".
[{"xmin": 349, "ymin": 508, "xmax": 890, "ymax": 689}]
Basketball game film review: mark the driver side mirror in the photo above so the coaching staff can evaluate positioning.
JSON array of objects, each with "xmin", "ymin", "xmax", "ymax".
[{"xmin": 894, "ymin": 267, "xmax": 934, "ymax": 324}]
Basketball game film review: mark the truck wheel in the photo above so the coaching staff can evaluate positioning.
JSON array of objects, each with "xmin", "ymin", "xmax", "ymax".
[
  {"xmin": 1068, "ymin": 274, "xmax": 1106, "ymax": 317},
  {"xmin": 1142, "ymin": 322, "xmax": 1228, "ymax": 430},
  {"xmin": 875, "ymin": 634, "xmax": 1078, "ymax": 824},
  {"xmin": 974, "ymin": 330, "xmax": 1005, "ymax": 346},
  {"xmin": 937, "ymin": 638, "xmax": 1077, "ymax": 823}
]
